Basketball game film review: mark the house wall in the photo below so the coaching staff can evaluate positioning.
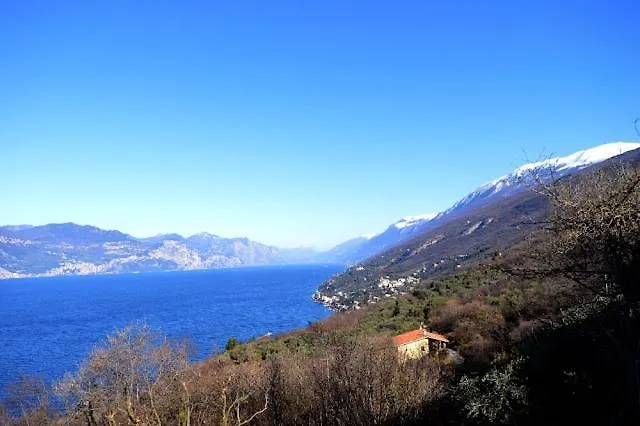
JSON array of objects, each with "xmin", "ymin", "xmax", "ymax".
[{"xmin": 397, "ymin": 338, "xmax": 429, "ymax": 360}]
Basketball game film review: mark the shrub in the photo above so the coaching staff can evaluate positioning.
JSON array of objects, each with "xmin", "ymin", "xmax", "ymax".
[
  {"xmin": 225, "ymin": 337, "xmax": 239, "ymax": 351},
  {"xmin": 456, "ymin": 357, "xmax": 528, "ymax": 424}
]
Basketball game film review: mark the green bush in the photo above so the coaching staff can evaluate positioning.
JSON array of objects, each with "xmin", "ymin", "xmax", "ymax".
[{"xmin": 225, "ymin": 336, "xmax": 239, "ymax": 351}]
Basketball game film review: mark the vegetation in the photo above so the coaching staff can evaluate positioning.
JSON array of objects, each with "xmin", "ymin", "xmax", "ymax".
[{"xmin": 3, "ymin": 162, "xmax": 640, "ymax": 424}]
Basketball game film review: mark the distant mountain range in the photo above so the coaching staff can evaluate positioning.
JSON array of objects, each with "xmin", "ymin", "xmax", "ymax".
[
  {"xmin": 314, "ymin": 142, "xmax": 640, "ymax": 309},
  {"xmin": 3, "ymin": 142, "xmax": 639, "ymax": 282},
  {"xmin": 0, "ymin": 225, "xmax": 314, "ymax": 279}
]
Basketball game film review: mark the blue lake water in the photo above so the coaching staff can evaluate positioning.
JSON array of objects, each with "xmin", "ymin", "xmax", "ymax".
[{"xmin": 0, "ymin": 264, "xmax": 343, "ymax": 389}]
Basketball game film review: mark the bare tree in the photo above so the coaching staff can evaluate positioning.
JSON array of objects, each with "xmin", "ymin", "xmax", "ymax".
[
  {"xmin": 219, "ymin": 376, "xmax": 269, "ymax": 426},
  {"xmin": 506, "ymin": 162, "xmax": 640, "ymax": 422},
  {"xmin": 525, "ymin": 163, "xmax": 640, "ymax": 301},
  {"xmin": 309, "ymin": 336, "xmax": 445, "ymax": 425},
  {"xmin": 56, "ymin": 323, "xmax": 191, "ymax": 425},
  {"xmin": 3, "ymin": 376, "xmax": 53, "ymax": 425}
]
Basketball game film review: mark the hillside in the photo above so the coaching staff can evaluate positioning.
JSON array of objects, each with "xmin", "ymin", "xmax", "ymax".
[
  {"xmin": 315, "ymin": 190, "xmax": 548, "ymax": 309},
  {"xmin": 316, "ymin": 144, "xmax": 640, "ymax": 310}
]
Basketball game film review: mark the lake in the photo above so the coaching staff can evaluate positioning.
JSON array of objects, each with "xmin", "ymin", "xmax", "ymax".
[{"xmin": 0, "ymin": 264, "xmax": 343, "ymax": 389}]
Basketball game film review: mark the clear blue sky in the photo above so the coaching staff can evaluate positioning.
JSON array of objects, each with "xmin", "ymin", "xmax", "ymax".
[{"xmin": 1, "ymin": 1, "xmax": 638, "ymax": 248}]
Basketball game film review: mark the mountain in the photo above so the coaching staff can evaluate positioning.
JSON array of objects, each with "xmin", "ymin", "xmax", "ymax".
[
  {"xmin": 4, "ymin": 142, "xmax": 638, "ymax": 281},
  {"xmin": 0, "ymin": 224, "xmax": 287, "ymax": 279},
  {"xmin": 0, "ymin": 222, "xmax": 134, "ymax": 245},
  {"xmin": 139, "ymin": 233, "xmax": 186, "ymax": 245},
  {"xmin": 318, "ymin": 215, "xmax": 440, "ymax": 264},
  {"xmin": 321, "ymin": 142, "xmax": 640, "ymax": 265},
  {"xmin": 439, "ymin": 141, "xmax": 640, "ymax": 218},
  {"xmin": 313, "ymin": 235, "xmax": 371, "ymax": 263},
  {"xmin": 0, "ymin": 225, "xmax": 34, "ymax": 232},
  {"xmin": 315, "ymin": 142, "xmax": 640, "ymax": 309}
]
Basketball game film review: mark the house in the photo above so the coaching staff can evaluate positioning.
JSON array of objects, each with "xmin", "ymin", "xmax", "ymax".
[{"xmin": 392, "ymin": 324, "xmax": 449, "ymax": 360}]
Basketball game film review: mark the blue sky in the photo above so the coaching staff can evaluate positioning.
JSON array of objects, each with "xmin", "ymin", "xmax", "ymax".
[{"xmin": 1, "ymin": 1, "xmax": 638, "ymax": 248}]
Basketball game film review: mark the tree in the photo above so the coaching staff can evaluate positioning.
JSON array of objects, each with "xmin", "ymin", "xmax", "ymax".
[
  {"xmin": 56, "ymin": 322, "xmax": 192, "ymax": 425},
  {"xmin": 456, "ymin": 357, "xmax": 528, "ymax": 424},
  {"xmin": 392, "ymin": 300, "xmax": 400, "ymax": 317},
  {"xmin": 510, "ymin": 162, "xmax": 640, "ymax": 423},
  {"xmin": 535, "ymin": 164, "xmax": 640, "ymax": 302},
  {"xmin": 2, "ymin": 375, "xmax": 54, "ymax": 424},
  {"xmin": 220, "ymin": 377, "xmax": 269, "ymax": 426},
  {"xmin": 225, "ymin": 337, "xmax": 239, "ymax": 352}
]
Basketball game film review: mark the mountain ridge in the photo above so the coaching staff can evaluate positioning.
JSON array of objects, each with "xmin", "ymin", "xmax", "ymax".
[
  {"xmin": 4, "ymin": 142, "xmax": 638, "ymax": 281},
  {"xmin": 314, "ymin": 142, "xmax": 640, "ymax": 309},
  {"xmin": 320, "ymin": 141, "xmax": 640, "ymax": 265},
  {"xmin": 0, "ymin": 224, "xmax": 315, "ymax": 279}
]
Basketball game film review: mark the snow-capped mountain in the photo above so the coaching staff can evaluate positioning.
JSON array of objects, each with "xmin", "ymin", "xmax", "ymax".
[
  {"xmin": 323, "ymin": 142, "xmax": 640, "ymax": 264},
  {"xmin": 4, "ymin": 143, "xmax": 638, "ymax": 277},
  {"xmin": 317, "ymin": 142, "xmax": 640, "ymax": 309},
  {"xmin": 443, "ymin": 142, "xmax": 640, "ymax": 218},
  {"xmin": 318, "ymin": 213, "xmax": 440, "ymax": 264},
  {"xmin": 392, "ymin": 213, "xmax": 439, "ymax": 230}
]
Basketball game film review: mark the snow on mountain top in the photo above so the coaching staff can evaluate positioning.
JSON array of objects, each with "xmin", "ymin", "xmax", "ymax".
[
  {"xmin": 393, "ymin": 213, "xmax": 439, "ymax": 230},
  {"xmin": 360, "ymin": 233, "xmax": 377, "ymax": 239},
  {"xmin": 493, "ymin": 141, "xmax": 640, "ymax": 184},
  {"xmin": 446, "ymin": 142, "xmax": 640, "ymax": 215}
]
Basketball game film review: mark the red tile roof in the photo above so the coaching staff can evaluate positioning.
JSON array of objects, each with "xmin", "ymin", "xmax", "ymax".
[
  {"xmin": 392, "ymin": 329, "xmax": 425, "ymax": 346},
  {"xmin": 392, "ymin": 328, "xmax": 449, "ymax": 346}
]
